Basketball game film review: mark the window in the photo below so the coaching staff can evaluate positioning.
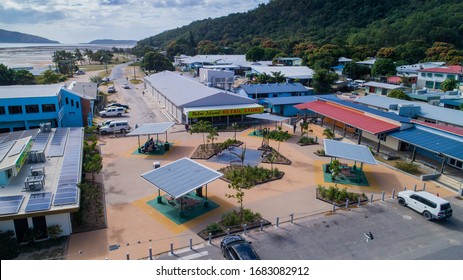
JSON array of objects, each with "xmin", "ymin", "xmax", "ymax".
[
  {"xmin": 65, "ymin": 97, "xmax": 69, "ymax": 105},
  {"xmin": 71, "ymin": 100, "xmax": 74, "ymax": 107},
  {"xmin": 421, "ymin": 73, "xmax": 425, "ymax": 77},
  {"xmin": 447, "ymin": 75, "xmax": 455, "ymax": 80},
  {"xmin": 0, "ymin": 106, "xmax": 5, "ymax": 115},
  {"xmin": 8, "ymin": 105, "xmax": 22, "ymax": 114},
  {"xmin": 76, "ymin": 101, "xmax": 79, "ymax": 109},
  {"xmin": 426, "ymin": 73, "xmax": 432, "ymax": 77},
  {"xmin": 42, "ymin": 104, "xmax": 56, "ymax": 112},
  {"xmin": 434, "ymin": 73, "xmax": 443, "ymax": 78},
  {"xmin": 25, "ymin": 105, "xmax": 39, "ymax": 113}
]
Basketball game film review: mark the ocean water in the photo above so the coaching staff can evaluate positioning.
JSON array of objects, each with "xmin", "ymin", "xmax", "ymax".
[{"xmin": 0, "ymin": 43, "xmax": 134, "ymax": 68}]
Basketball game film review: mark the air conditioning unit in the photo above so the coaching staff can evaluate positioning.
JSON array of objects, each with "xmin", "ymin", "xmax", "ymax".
[
  {"xmin": 39, "ymin": 122, "xmax": 52, "ymax": 132},
  {"xmin": 31, "ymin": 165, "xmax": 45, "ymax": 176}
]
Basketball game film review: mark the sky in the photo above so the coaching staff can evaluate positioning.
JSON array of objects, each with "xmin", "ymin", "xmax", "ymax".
[{"xmin": 0, "ymin": 0, "xmax": 269, "ymax": 44}]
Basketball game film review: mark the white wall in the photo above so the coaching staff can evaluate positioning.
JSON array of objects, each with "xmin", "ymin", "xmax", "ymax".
[
  {"xmin": 46, "ymin": 213, "xmax": 72, "ymax": 236},
  {"xmin": 362, "ymin": 131, "xmax": 400, "ymax": 150}
]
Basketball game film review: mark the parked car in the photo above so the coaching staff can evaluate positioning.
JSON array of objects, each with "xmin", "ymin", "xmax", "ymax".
[
  {"xmin": 397, "ymin": 190, "xmax": 453, "ymax": 221},
  {"xmin": 107, "ymin": 85, "xmax": 116, "ymax": 93},
  {"xmin": 97, "ymin": 119, "xmax": 113, "ymax": 128},
  {"xmin": 107, "ymin": 103, "xmax": 129, "ymax": 109},
  {"xmin": 99, "ymin": 120, "xmax": 131, "ymax": 134},
  {"xmin": 220, "ymin": 235, "xmax": 260, "ymax": 260},
  {"xmin": 99, "ymin": 107, "xmax": 126, "ymax": 117},
  {"xmin": 75, "ymin": 70, "xmax": 85, "ymax": 75},
  {"xmin": 122, "ymin": 83, "xmax": 130, "ymax": 89}
]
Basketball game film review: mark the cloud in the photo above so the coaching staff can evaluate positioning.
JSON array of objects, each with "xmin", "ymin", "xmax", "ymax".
[
  {"xmin": 150, "ymin": 0, "xmax": 205, "ymax": 8},
  {"xmin": 100, "ymin": 0, "xmax": 128, "ymax": 5},
  {"xmin": 0, "ymin": 6, "xmax": 65, "ymax": 24}
]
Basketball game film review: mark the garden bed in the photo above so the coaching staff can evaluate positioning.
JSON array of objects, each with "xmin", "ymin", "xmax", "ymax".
[
  {"xmin": 190, "ymin": 140, "xmax": 243, "ymax": 160},
  {"xmin": 297, "ymin": 136, "xmax": 318, "ymax": 146},
  {"xmin": 218, "ymin": 165, "xmax": 284, "ymax": 185},
  {"xmin": 259, "ymin": 146, "xmax": 292, "ymax": 165},
  {"xmin": 315, "ymin": 185, "xmax": 368, "ymax": 207}
]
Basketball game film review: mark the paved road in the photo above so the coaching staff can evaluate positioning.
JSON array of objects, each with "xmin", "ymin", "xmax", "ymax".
[{"xmin": 157, "ymin": 197, "xmax": 463, "ymax": 260}]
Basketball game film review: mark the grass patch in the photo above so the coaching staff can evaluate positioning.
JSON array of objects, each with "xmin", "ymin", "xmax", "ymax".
[
  {"xmin": 394, "ymin": 161, "xmax": 422, "ymax": 175},
  {"xmin": 130, "ymin": 79, "xmax": 142, "ymax": 84}
]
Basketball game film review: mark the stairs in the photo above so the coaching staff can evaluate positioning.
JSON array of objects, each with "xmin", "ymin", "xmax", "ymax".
[{"xmin": 433, "ymin": 174, "xmax": 463, "ymax": 193}]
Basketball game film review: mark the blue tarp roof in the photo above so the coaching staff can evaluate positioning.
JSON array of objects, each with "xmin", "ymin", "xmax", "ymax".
[
  {"xmin": 389, "ymin": 127, "xmax": 463, "ymax": 161},
  {"xmin": 241, "ymin": 83, "xmax": 309, "ymax": 94},
  {"xmin": 324, "ymin": 139, "xmax": 377, "ymax": 165},
  {"xmin": 263, "ymin": 96, "xmax": 317, "ymax": 106},
  {"xmin": 141, "ymin": 157, "xmax": 223, "ymax": 199},
  {"xmin": 319, "ymin": 95, "xmax": 411, "ymax": 123}
]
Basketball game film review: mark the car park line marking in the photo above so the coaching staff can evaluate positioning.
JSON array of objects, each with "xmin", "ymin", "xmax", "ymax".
[
  {"xmin": 173, "ymin": 244, "xmax": 205, "ymax": 255},
  {"xmin": 178, "ymin": 251, "xmax": 209, "ymax": 260}
]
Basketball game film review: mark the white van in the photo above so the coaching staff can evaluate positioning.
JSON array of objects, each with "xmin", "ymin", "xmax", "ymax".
[
  {"xmin": 99, "ymin": 120, "xmax": 131, "ymax": 134},
  {"xmin": 99, "ymin": 107, "xmax": 126, "ymax": 117},
  {"xmin": 398, "ymin": 190, "xmax": 453, "ymax": 221},
  {"xmin": 354, "ymin": 80, "xmax": 366, "ymax": 87}
]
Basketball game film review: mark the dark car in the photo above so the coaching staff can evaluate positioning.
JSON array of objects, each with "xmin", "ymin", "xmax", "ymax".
[
  {"xmin": 107, "ymin": 103, "xmax": 129, "ymax": 109},
  {"xmin": 220, "ymin": 235, "xmax": 260, "ymax": 260}
]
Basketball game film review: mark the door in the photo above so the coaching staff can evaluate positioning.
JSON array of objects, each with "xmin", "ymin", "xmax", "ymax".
[
  {"xmin": 13, "ymin": 218, "xmax": 29, "ymax": 243},
  {"xmin": 409, "ymin": 194, "xmax": 424, "ymax": 213},
  {"xmin": 32, "ymin": 216, "xmax": 48, "ymax": 240}
]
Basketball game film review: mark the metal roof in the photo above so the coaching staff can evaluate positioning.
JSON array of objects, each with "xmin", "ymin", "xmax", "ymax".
[
  {"xmin": 67, "ymin": 82, "xmax": 98, "ymax": 99},
  {"xmin": 411, "ymin": 120, "xmax": 463, "ymax": 137},
  {"xmin": 0, "ymin": 84, "xmax": 62, "ymax": 99},
  {"xmin": 324, "ymin": 140, "xmax": 377, "ymax": 165},
  {"xmin": 364, "ymin": 82, "xmax": 406, "ymax": 90},
  {"xmin": 246, "ymin": 113, "xmax": 290, "ymax": 122},
  {"xmin": 184, "ymin": 103, "xmax": 263, "ymax": 114},
  {"xmin": 263, "ymin": 96, "xmax": 317, "ymax": 106},
  {"xmin": 127, "ymin": 122, "xmax": 175, "ymax": 136},
  {"xmin": 251, "ymin": 66, "xmax": 314, "ymax": 79},
  {"xmin": 357, "ymin": 95, "xmax": 463, "ymax": 127},
  {"xmin": 389, "ymin": 127, "xmax": 463, "ymax": 161},
  {"xmin": 144, "ymin": 71, "xmax": 254, "ymax": 107},
  {"xmin": 241, "ymin": 83, "xmax": 309, "ymax": 94},
  {"xmin": 295, "ymin": 100, "xmax": 400, "ymax": 134},
  {"xmin": 140, "ymin": 157, "xmax": 223, "ymax": 199},
  {"xmin": 319, "ymin": 95, "xmax": 410, "ymax": 123}
]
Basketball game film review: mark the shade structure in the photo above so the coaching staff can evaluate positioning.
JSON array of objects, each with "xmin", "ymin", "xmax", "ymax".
[
  {"xmin": 246, "ymin": 113, "xmax": 290, "ymax": 122},
  {"xmin": 324, "ymin": 139, "xmax": 377, "ymax": 165},
  {"xmin": 141, "ymin": 157, "xmax": 223, "ymax": 199},
  {"xmin": 127, "ymin": 122, "xmax": 175, "ymax": 136}
]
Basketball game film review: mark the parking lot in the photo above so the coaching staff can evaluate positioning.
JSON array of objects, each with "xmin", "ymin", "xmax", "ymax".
[{"xmin": 159, "ymin": 196, "xmax": 463, "ymax": 260}]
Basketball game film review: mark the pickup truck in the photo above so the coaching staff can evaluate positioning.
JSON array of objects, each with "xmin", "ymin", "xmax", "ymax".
[{"xmin": 99, "ymin": 107, "xmax": 126, "ymax": 117}]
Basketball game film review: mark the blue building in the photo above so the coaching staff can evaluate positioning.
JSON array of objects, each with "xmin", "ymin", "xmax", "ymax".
[{"xmin": 0, "ymin": 82, "xmax": 97, "ymax": 133}]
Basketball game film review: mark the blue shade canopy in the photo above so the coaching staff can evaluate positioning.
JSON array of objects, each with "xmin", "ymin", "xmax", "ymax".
[
  {"xmin": 141, "ymin": 157, "xmax": 223, "ymax": 199},
  {"xmin": 324, "ymin": 139, "xmax": 377, "ymax": 165},
  {"xmin": 389, "ymin": 127, "xmax": 463, "ymax": 161},
  {"xmin": 127, "ymin": 122, "xmax": 175, "ymax": 136}
]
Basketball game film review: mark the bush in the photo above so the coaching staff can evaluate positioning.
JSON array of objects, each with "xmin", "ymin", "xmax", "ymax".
[
  {"xmin": 298, "ymin": 136, "xmax": 316, "ymax": 144},
  {"xmin": 47, "ymin": 225, "xmax": 63, "ymax": 240},
  {"xmin": 317, "ymin": 185, "xmax": 364, "ymax": 204},
  {"xmin": 222, "ymin": 210, "xmax": 241, "ymax": 227},
  {"xmin": 316, "ymin": 149, "xmax": 325, "ymax": 156},
  {"xmin": 206, "ymin": 223, "xmax": 223, "ymax": 234},
  {"xmin": 241, "ymin": 209, "xmax": 262, "ymax": 223},
  {"xmin": 394, "ymin": 162, "xmax": 421, "ymax": 175},
  {"xmin": 0, "ymin": 231, "xmax": 20, "ymax": 260}
]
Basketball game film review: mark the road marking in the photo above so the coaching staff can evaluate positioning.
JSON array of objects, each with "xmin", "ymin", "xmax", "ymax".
[
  {"xmin": 174, "ymin": 244, "xmax": 205, "ymax": 255},
  {"xmin": 402, "ymin": 215, "xmax": 412, "ymax": 220},
  {"xmin": 178, "ymin": 251, "xmax": 209, "ymax": 260}
]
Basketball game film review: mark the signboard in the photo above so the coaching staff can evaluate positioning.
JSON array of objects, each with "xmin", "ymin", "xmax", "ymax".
[{"xmin": 188, "ymin": 107, "xmax": 264, "ymax": 118}]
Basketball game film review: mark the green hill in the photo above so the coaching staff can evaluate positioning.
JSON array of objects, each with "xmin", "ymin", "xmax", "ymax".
[
  {"xmin": 0, "ymin": 29, "xmax": 59, "ymax": 44},
  {"xmin": 134, "ymin": 0, "xmax": 463, "ymax": 58}
]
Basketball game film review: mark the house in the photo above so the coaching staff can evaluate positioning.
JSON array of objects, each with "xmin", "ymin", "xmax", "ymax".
[
  {"xmin": 0, "ymin": 127, "xmax": 83, "ymax": 242},
  {"xmin": 249, "ymin": 66, "xmax": 314, "ymax": 85},
  {"xmin": 198, "ymin": 68, "xmax": 234, "ymax": 90},
  {"xmin": 417, "ymin": 65, "xmax": 463, "ymax": 90},
  {"xmin": 273, "ymin": 57, "xmax": 302, "ymax": 66},
  {"xmin": 396, "ymin": 62, "xmax": 445, "ymax": 76},
  {"xmin": 0, "ymin": 83, "xmax": 97, "ymax": 133},
  {"xmin": 364, "ymin": 81, "xmax": 407, "ymax": 96},
  {"xmin": 356, "ymin": 58, "xmax": 377, "ymax": 68}
]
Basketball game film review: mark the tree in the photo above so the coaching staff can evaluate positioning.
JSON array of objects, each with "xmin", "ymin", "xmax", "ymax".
[
  {"xmin": 342, "ymin": 62, "xmax": 370, "ymax": 80},
  {"xmin": 196, "ymin": 40, "xmax": 219, "ymax": 54},
  {"xmin": 231, "ymin": 122, "xmax": 239, "ymax": 140},
  {"xmin": 0, "ymin": 230, "xmax": 20, "ymax": 260},
  {"xmin": 329, "ymin": 159, "xmax": 341, "ymax": 181},
  {"xmin": 246, "ymin": 46, "xmax": 265, "ymax": 61},
  {"xmin": 38, "ymin": 69, "xmax": 65, "ymax": 84},
  {"xmin": 141, "ymin": 51, "xmax": 174, "ymax": 72},
  {"xmin": 13, "ymin": 69, "xmax": 35, "ymax": 85},
  {"xmin": 230, "ymin": 144, "xmax": 246, "ymax": 166},
  {"xmin": 52, "ymin": 50, "xmax": 75, "ymax": 76},
  {"xmin": 207, "ymin": 126, "xmax": 219, "ymax": 154},
  {"xmin": 89, "ymin": 75, "xmax": 102, "ymax": 84},
  {"xmin": 371, "ymin": 58, "xmax": 396, "ymax": 77},
  {"xmin": 74, "ymin": 49, "xmax": 84, "ymax": 65},
  {"xmin": 225, "ymin": 169, "xmax": 253, "ymax": 219},
  {"xmin": 460, "ymin": 104, "xmax": 463, "ymax": 111},
  {"xmin": 441, "ymin": 78, "xmax": 458, "ymax": 92},
  {"xmin": 84, "ymin": 49, "xmax": 94, "ymax": 64},
  {"xmin": 387, "ymin": 89, "xmax": 411, "ymax": 100},
  {"xmin": 83, "ymin": 140, "xmax": 102, "ymax": 182},
  {"xmin": 270, "ymin": 71, "xmax": 286, "ymax": 83},
  {"xmin": 312, "ymin": 69, "xmax": 338, "ymax": 93},
  {"xmin": 323, "ymin": 128, "xmax": 335, "ymax": 139},
  {"xmin": 376, "ymin": 47, "xmax": 397, "ymax": 60},
  {"xmin": 0, "ymin": 64, "xmax": 14, "ymax": 85},
  {"xmin": 304, "ymin": 44, "xmax": 343, "ymax": 69},
  {"xmin": 190, "ymin": 120, "xmax": 213, "ymax": 146}
]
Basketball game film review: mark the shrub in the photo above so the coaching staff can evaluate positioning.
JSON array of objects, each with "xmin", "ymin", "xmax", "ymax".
[
  {"xmin": 0, "ymin": 231, "xmax": 20, "ymax": 260},
  {"xmin": 47, "ymin": 225, "xmax": 63, "ymax": 240},
  {"xmin": 222, "ymin": 210, "xmax": 241, "ymax": 227},
  {"xmin": 241, "ymin": 209, "xmax": 262, "ymax": 223},
  {"xmin": 394, "ymin": 162, "xmax": 421, "ymax": 175},
  {"xmin": 317, "ymin": 185, "xmax": 363, "ymax": 204},
  {"xmin": 206, "ymin": 223, "xmax": 223, "ymax": 234},
  {"xmin": 316, "ymin": 149, "xmax": 325, "ymax": 156},
  {"xmin": 298, "ymin": 136, "xmax": 316, "ymax": 144}
]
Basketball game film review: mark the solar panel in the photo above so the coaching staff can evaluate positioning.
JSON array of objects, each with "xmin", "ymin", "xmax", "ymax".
[
  {"xmin": 8, "ymin": 143, "xmax": 25, "ymax": 157},
  {"xmin": 0, "ymin": 195, "xmax": 24, "ymax": 215},
  {"xmin": 25, "ymin": 192, "xmax": 53, "ymax": 213},
  {"xmin": 47, "ymin": 128, "xmax": 68, "ymax": 157},
  {"xmin": 31, "ymin": 131, "xmax": 51, "ymax": 152}
]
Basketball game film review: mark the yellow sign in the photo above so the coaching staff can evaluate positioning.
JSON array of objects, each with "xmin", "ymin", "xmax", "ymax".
[{"xmin": 188, "ymin": 107, "xmax": 263, "ymax": 118}]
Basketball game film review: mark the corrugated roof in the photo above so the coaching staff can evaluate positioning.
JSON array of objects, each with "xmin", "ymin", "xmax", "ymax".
[
  {"xmin": 140, "ymin": 157, "xmax": 223, "ymax": 199},
  {"xmin": 251, "ymin": 66, "xmax": 314, "ymax": 79},
  {"xmin": 389, "ymin": 127, "xmax": 463, "ymax": 161},
  {"xmin": 411, "ymin": 120, "xmax": 463, "ymax": 137},
  {"xmin": 364, "ymin": 82, "xmax": 406, "ymax": 90},
  {"xmin": 295, "ymin": 100, "xmax": 400, "ymax": 134},
  {"xmin": 0, "ymin": 84, "xmax": 62, "ymax": 99},
  {"xmin": 263, "ymin": 96, "xmax": 318, "ymax": 106},
  {"xmin": 357, "ymin": 95, "xmax": 463, "ymax": 127},
  {"xmin": 144, "ymin": 71, "xmax": 253, "ymax": 107},
  {"xmin": 67, "ymin": 82, "xmax": 98, "ymax": 99},
  {"xmin": 241, "ymin": 83, "xmax": 309, "ymax": 94},
  {"xmin": 127, "ymin": 122, "xmax": 175, "ymax": 136},
  {"xmin": 417, "ymin": 65, "xmax": 463, "ymax": 74},
  {"xmin": 246, "ymin": 113, "xmax": 290, "ymax": 122},
  {"xmin": 319, "ymin": 95, "xmax": 410, "ymax": 123},
  {"xmin": 324, "ymin": 140, "xmax": 377, "ymax": 165}
]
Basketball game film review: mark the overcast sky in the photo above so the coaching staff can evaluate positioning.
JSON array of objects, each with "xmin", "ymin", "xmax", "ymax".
[{"xmin": 1, "ymin": 0, "xmax": 269, "ymax": 44}]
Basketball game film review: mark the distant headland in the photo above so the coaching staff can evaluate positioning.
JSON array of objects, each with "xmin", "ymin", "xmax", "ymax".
[{"xmin": 0, "ymin": 29, "xmax": 59, "ymax": 44}]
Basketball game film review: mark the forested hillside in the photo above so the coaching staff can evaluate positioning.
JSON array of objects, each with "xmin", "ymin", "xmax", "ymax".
[
  {"xmin": 0, "ymin": 29, "xmax": 59, "ymax": 43},
  {"xmin": 133, "ymin": 0, "xmax": 463, "ymax": 64}
]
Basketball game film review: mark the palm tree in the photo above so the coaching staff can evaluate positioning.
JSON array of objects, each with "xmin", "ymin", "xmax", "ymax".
[{"xmin": 323, "ymin": 128, "xmax": 335, "ymax": 139}]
